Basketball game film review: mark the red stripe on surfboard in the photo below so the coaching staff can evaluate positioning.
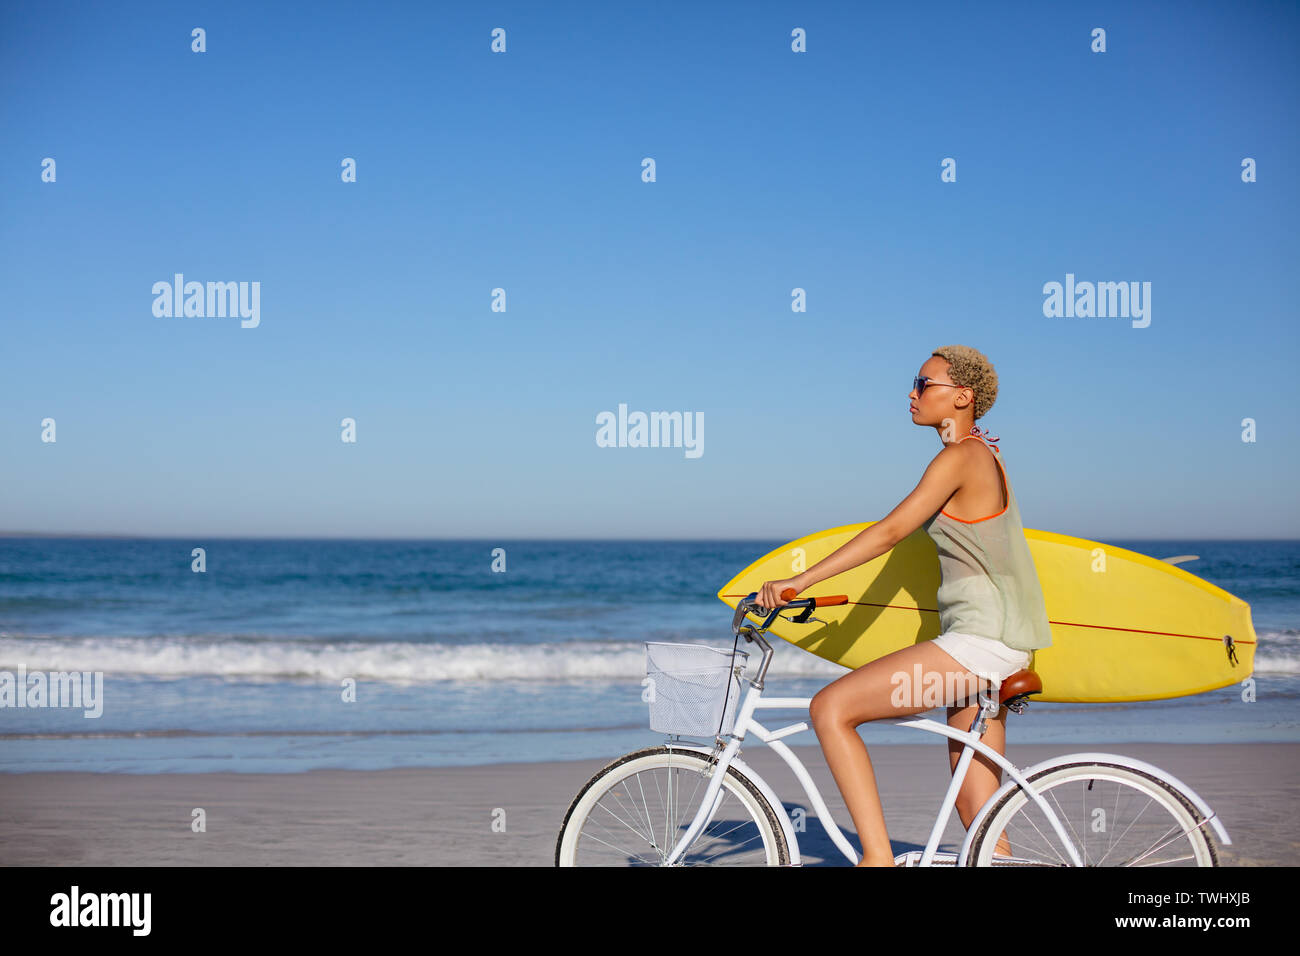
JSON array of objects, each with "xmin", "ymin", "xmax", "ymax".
[{"xmin": 718, "ymin": 595, "xmax": 1257, "ymax": 644}]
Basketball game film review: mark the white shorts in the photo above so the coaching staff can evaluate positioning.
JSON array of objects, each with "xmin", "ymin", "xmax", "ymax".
[{"xmin": 931, "ymin": 631, "xmax": 1031, "ymax": 687}]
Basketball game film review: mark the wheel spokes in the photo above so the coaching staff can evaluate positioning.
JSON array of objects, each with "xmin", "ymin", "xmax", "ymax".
[
  {"xmin": 982, "ymin": 773, "xmax": 1211, "ymax": 867},
  {"xmin": 575, "ymin": 761, "xmax": 773, "ymax": 865}
]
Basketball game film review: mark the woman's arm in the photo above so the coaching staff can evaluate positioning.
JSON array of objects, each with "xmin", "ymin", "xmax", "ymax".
[{"xmin": 778, "ymin": 445, "xmax": 967, "ymax": 598}]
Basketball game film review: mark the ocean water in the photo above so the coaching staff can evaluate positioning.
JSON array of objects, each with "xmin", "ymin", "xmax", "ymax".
[{"xmin": 0, "ymin": 538, "xmax": 1296, "ymax": 773}]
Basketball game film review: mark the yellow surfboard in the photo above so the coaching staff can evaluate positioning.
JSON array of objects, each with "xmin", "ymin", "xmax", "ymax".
[{"xmin": 717, "ymin": 523, "xmax": 1257, "ymax": 703}]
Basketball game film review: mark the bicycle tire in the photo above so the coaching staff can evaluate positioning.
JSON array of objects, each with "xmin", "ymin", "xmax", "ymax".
[
  {"xmin": 555, "ymin": 745, "xmax": 790, "ymax": 866},
  {"xmin": 967, "ymin": 761, "xmax": 1219, "ymax": 867}
]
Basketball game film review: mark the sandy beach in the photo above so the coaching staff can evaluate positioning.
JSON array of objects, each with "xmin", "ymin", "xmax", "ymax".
[{"xmin": 1, "ymin": 742, "xmax": 1294, "ymax": 866}]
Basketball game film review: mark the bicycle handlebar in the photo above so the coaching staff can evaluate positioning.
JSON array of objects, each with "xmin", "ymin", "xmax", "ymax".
[
  {"xmin": 737, "ymin": 588, "xmax": 848, "ymax": 632},
  {"xmin": 731, "ymin": 589, "xmax": 848, "ymax": 691}
]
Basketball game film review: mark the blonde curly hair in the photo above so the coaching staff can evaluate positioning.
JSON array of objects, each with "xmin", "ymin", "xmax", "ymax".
[{"xmin": 930, "ymin": 345, "xmax": 998, "ymax": 420}]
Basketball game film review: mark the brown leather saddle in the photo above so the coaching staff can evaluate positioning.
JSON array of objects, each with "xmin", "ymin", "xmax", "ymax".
[{"xmin": 998, "ymin": 669, "xmax": 1043, "ymax": 713}]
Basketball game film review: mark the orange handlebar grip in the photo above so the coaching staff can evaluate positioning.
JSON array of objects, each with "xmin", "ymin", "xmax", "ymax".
[{"xmin": 780, "ymin": 587, "xmax": 848, "ymax": 607}]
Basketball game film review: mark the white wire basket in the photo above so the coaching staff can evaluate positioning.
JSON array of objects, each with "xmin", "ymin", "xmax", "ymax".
[{"xmin": 645, "ymin": 642, "xmax": 749, "ymax": 737}]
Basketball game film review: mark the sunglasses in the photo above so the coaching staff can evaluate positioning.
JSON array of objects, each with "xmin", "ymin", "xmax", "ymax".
[{"xmin": 913, "ymin": 376, "xmax": 966, "ymax": 396}]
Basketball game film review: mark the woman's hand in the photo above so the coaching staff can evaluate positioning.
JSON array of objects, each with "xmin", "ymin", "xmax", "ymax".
[{"xmin": 757, "ymin": 577, "xmax": 804, "ymax": 610}]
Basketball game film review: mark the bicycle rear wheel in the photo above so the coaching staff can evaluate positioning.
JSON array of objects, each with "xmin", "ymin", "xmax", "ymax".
[
  {"xmin": 555, "ymin": 746, "xmax": 789, "ymax": 866},
  {"xmin": 968, "ymin": 762, "xmax": 1219, "ymax": 866}
]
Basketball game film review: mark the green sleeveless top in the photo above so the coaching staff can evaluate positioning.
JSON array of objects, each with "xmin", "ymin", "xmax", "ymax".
[{"xmin": 920, "ymin": 429, "xmax": 1053, "ymax": 654}]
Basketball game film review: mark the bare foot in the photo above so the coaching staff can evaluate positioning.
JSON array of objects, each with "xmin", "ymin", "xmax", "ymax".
[{"xmin": 856, "ymin": 855, "xmax": 899, "ymax": 867}]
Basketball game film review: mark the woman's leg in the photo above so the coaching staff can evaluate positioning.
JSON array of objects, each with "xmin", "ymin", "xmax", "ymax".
[
  {"xmin": 809, "ymin": 639, "xmax": 986, "ymax": 867},
  {"xmin": 946, "ymin": 699, "xmax": 1012, "ymax": 857}
]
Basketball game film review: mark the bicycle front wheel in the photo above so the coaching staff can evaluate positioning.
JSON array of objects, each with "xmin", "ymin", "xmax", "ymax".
[
  {"xmin": 555, "ymin": 746, "xmax": 789, "ymax": 866},
  {"xmin": 968, "ymin": 761, "xmax": 1219, "ymax": 867}
]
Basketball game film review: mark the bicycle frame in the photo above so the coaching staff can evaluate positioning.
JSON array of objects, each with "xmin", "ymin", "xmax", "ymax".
[
  {"xmin": 663, "ymin": 672, "xmax": 1084, "ymax": 866},
  {"xmin": 655, "ymin": 595, "xmax": 1230, "ymax": 866}
]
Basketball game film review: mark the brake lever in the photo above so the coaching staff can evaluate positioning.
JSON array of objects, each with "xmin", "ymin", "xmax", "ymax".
[
  {"xmin": 781, "ymin": 613, "xmax": 827, "ymax": 626},
  {"xmin": 786, "ymin": 603, "xmax": 821, "ymax": 624},
  {"xmin": 747, "ymin": 600, "xmax": 824, "ymax": 628}
]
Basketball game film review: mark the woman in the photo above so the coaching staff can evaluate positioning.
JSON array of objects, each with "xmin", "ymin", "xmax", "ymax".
[{"xmin": 757, "ymin": 345, "xmax": 1053, "ymax": 867}]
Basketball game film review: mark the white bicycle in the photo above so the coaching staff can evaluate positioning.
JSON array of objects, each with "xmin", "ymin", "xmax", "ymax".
[{"xmin": 555, "ymin": 591, "xmax": 1231, "ymax": 866}]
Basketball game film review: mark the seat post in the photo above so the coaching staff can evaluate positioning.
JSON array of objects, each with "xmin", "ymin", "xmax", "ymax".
[{"xmin": 967, "ymin": 684, "xmax": 1001, "ymax": 736}]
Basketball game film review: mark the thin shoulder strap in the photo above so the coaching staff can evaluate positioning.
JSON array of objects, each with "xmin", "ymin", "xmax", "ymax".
[{"xmin": 959, "ymin": 427, "xmax": 1008, "ymax": 507}]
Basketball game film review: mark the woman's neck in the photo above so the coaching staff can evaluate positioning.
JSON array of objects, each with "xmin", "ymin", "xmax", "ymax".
[{"xmin": 938, "ymin": 421, "xmax": 976, "ymax": 446}]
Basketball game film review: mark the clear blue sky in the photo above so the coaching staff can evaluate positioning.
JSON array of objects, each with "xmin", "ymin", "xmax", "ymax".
[{"xmin": 2, "ymin": 0, "xmax": 1296, "ymax": 540}]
